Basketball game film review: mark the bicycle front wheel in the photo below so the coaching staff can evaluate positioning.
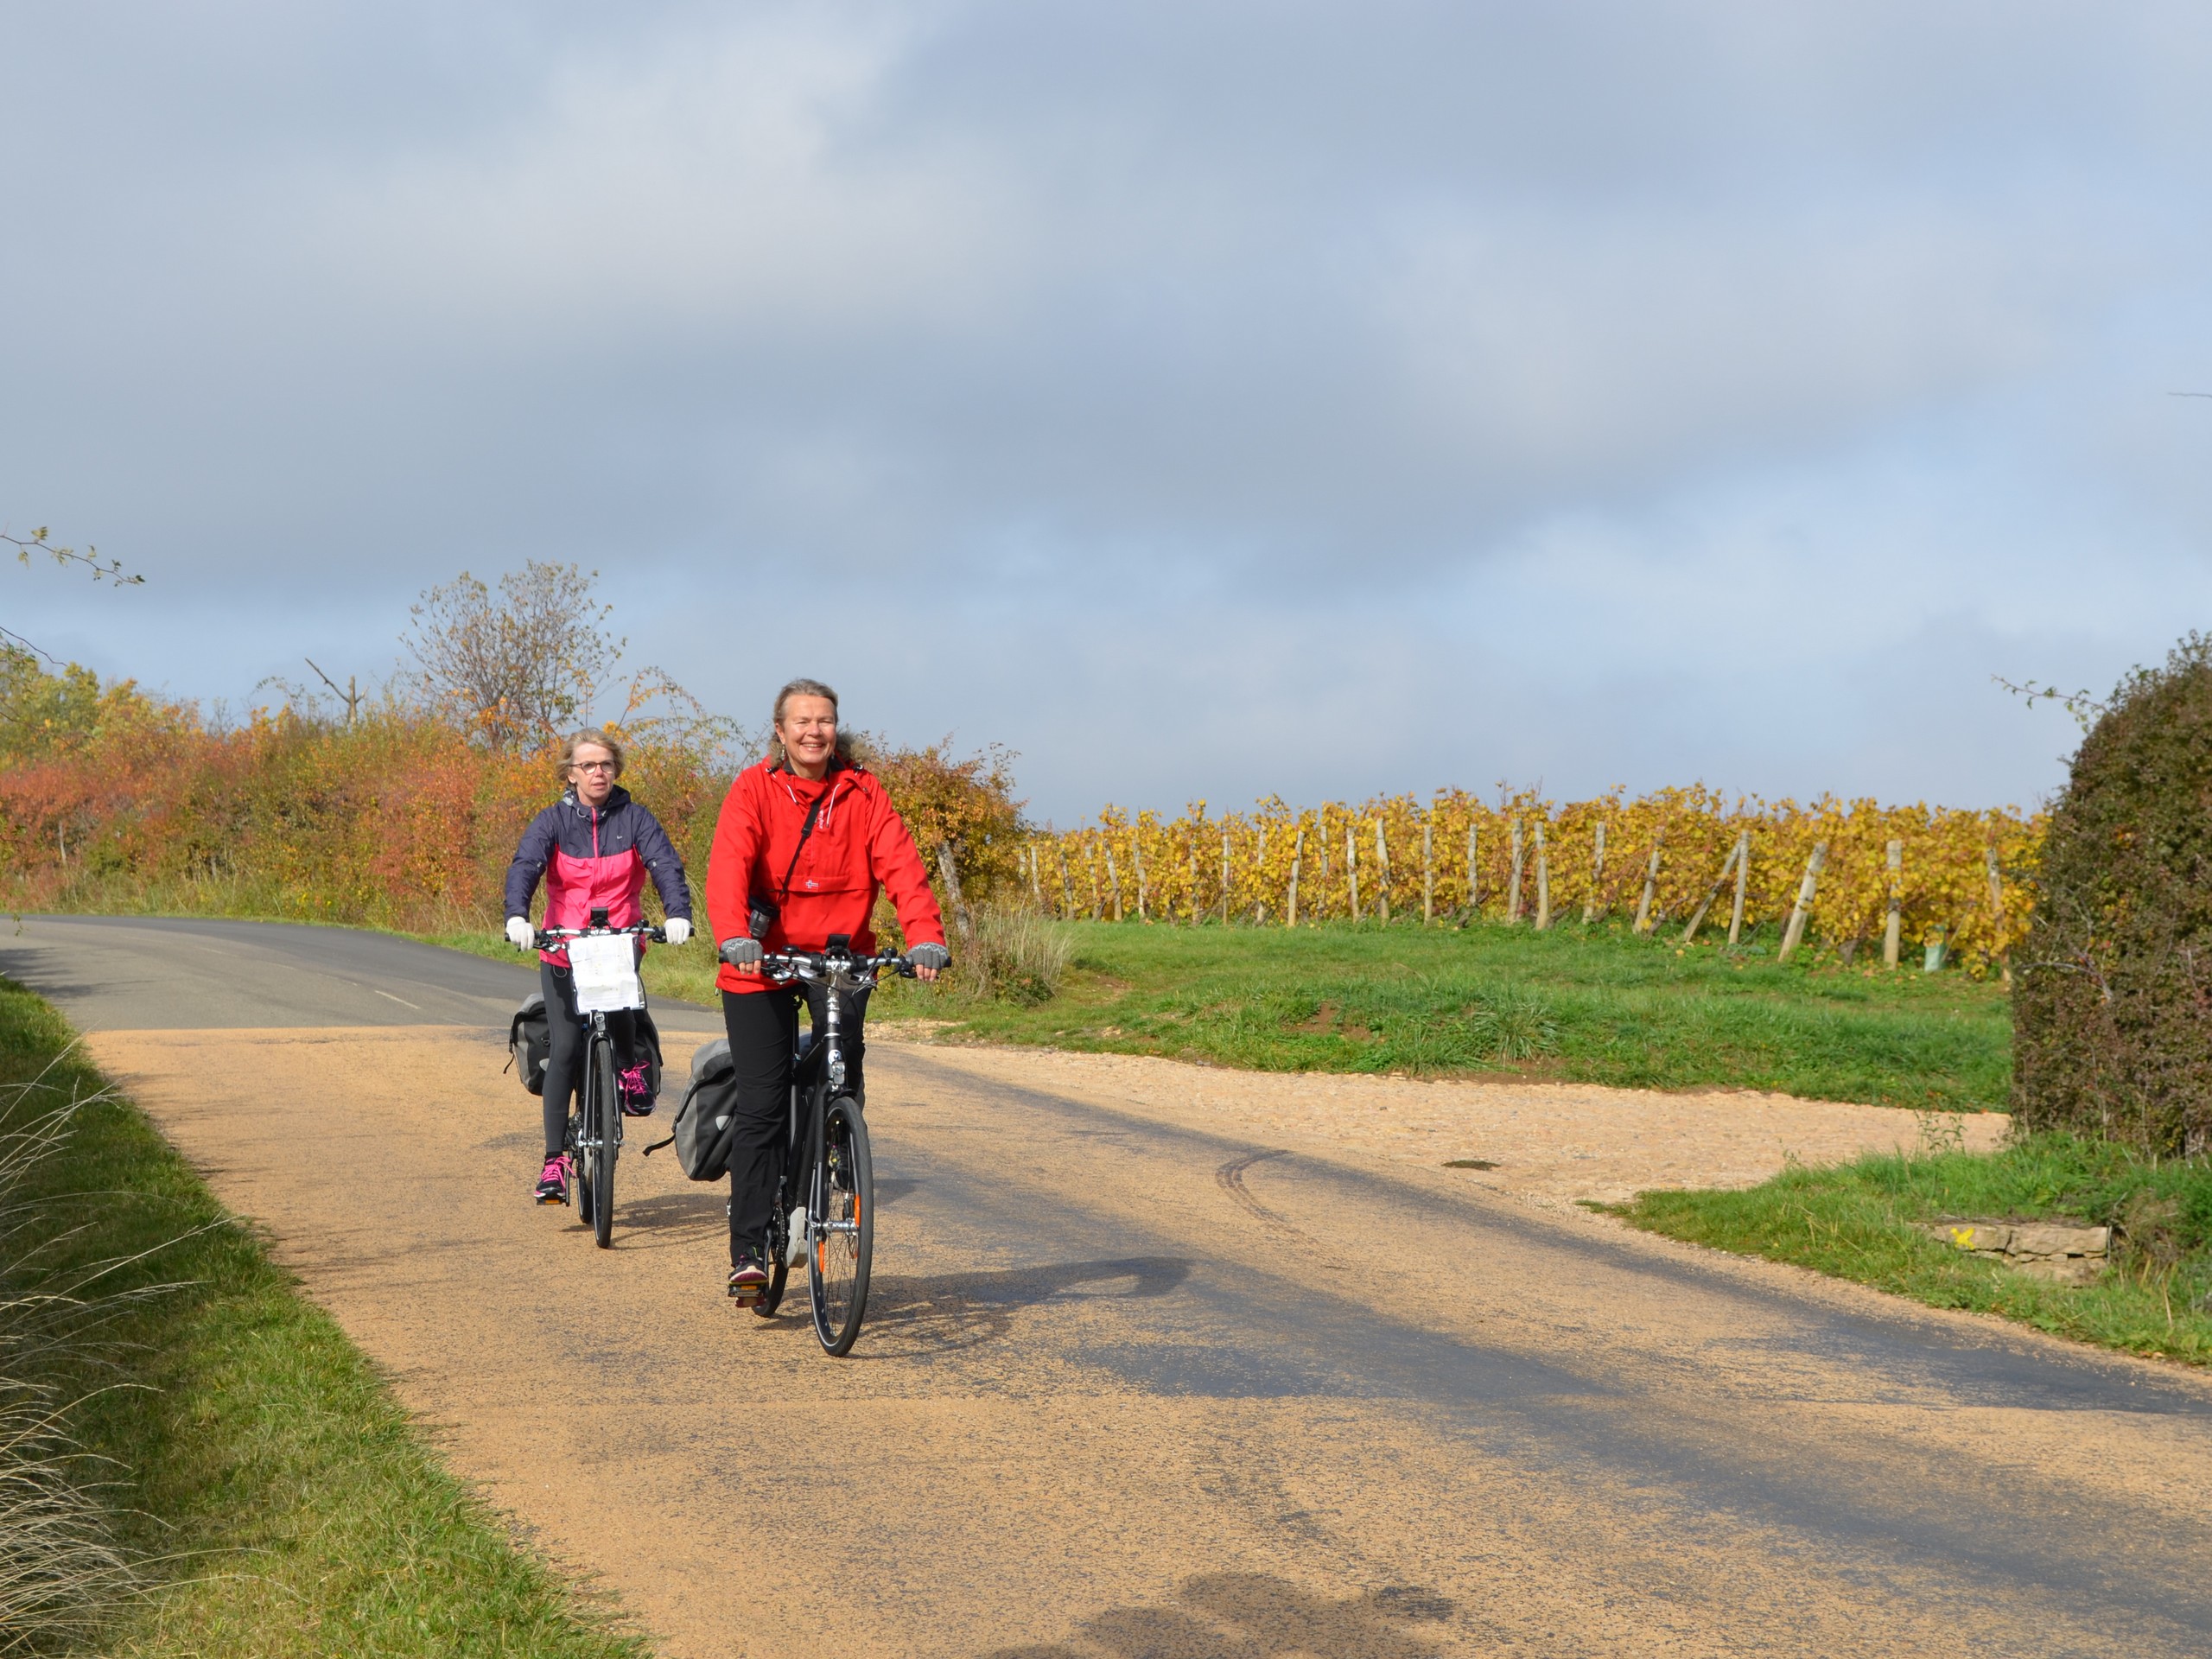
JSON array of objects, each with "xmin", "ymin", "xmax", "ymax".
[
  {"xmin": 807, "ymin": 1096, "xmax": 873, "ymax": 1356},
  {"xmin": 589, "ymin": 1037, "xmax": 617, "ymax": 1249}
]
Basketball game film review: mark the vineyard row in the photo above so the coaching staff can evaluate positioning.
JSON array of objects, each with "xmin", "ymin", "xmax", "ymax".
[{"xmin": 1000, "ymin": 787, "xmax": 2039, "ymax": 974}]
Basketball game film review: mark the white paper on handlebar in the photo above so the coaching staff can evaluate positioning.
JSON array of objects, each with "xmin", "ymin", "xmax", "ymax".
[{"xmin": 567, "ymin": 933, "xmax": 645, "ymax": 1013}]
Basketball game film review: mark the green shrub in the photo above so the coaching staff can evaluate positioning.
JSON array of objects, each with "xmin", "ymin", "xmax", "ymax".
[{"xmin": 2013, "ymin": 633, "xmax": 2212, "ymax": 1154}]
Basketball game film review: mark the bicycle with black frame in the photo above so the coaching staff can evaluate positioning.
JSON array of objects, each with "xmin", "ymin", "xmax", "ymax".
[
  {"xmin": 537, "ymin": 908, "xmax": 663, "ymax": 1249},
  {"xmin": 743, "ymin": 933, "xmax": 916, "ymax": 1356}
]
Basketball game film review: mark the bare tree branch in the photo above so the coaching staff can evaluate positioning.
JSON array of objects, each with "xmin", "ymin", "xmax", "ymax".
[
  {"xmin": 397, "ymin": 563, "xmax": 623, "ymax": 748},
  {"xmin": 4, "ymin": 528, "xmax": 143, "ymax": 665},
  {"xmin": 3, "ymin": 530, "xmax": 143, "ymax": 588},
  {"xmin": 1992, "ymin": 673, "xmax": 2107, "ymax": 734}
]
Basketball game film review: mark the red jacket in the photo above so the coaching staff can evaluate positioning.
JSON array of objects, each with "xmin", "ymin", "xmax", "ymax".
[{"xmin": 705, "ymin": 758, "xmax": 947, "ymax": 995}]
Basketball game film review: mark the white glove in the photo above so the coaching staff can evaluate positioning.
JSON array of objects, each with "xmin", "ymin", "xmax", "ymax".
[
  {"xmin": 505, "ymin": 916, "xmax": 534, "ymax": 950},
  {"xmin": 664, "ymin": 917, "xmax": 692, "ymax": 946}
]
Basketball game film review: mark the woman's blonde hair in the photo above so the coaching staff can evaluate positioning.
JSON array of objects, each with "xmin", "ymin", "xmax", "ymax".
[
  {"xmin": 557, "ymin": 728, "xmax": 626, "ymax": 786},
  {"xmin": 766, "ymin": 678, "xmax": 861, "ymax": 771}
]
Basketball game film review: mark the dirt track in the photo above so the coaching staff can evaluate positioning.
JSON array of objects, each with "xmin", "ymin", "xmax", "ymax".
[{"xmin": 8, "ymin": 918, "xmax": 2212, "ymax": 1656}]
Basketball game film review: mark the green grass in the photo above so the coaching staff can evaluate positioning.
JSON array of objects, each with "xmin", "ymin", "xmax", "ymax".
[
  {"xmin": 0, "ymin": 980, "xmax": 650, "ymax": 1657},
  {"xmin": 853, "ymin": 919, "xmax": 2010, "ymax": 1109},
  {"xmin": 192, "ymin": 912, "xmax": 2009, "ymax": 1109},
  {"xmin": 1614, "ymin": 1132, "xmax": 2212, "ymax": 1364}
]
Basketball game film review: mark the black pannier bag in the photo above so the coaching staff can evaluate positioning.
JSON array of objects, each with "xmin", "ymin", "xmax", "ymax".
[
  {"xmin": 664, "ymin": 1037, "xmax": 741, "ymax": 1181},
  {"xmin": 631, "ymin": 1007, "xmax": 664, "ymax": 1102},
  {"xmin": 508, "ymin": 994, "xmax": 551, "ymax": 1096},
  {"xmin": 508, "ymin": 997, "xmax": 661, "ymax": 1101}
]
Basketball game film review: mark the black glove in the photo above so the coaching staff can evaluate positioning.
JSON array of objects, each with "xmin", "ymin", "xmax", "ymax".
[
  {"xmin": 720, "ymin": 938, "xmax": 764, "ymax": 969},
  {"xmin": 909, "ymin": 942, "xmax": 950, "ymax": 972}
]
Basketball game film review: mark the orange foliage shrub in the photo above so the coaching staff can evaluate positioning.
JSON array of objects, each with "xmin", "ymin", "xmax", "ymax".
[{"xmin": 0, "ymin": 656, "xmax": 1027, "ymax": 936}]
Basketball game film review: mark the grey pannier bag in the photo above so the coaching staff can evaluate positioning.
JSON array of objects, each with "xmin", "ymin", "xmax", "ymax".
[{"xmin": 658, "ymin": 1037, "xmax": 742, "ymax": 1182}]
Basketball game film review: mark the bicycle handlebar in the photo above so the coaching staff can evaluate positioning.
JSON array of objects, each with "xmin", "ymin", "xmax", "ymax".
[
  {"xmin": 534, "ymin": 924, "xmax": 665, "ymax": 948},
  {"xmin": 758, "ymin": 948, "xmax": 919, "ymax": 986}
]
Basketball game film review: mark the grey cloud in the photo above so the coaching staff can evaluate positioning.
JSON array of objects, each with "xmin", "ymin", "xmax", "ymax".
[{"xmin": 5, "ymin": 1, "xmax": 2211, "ymax": 817}]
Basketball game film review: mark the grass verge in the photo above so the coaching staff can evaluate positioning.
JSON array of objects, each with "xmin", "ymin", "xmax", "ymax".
[
  {"xmin": 1613, "ymin": 1131, "xmax": 2212, "ymax": 1365},
  {"xmin": 867, "ymin": 920, "xmax": 2009, "ymax": 1109},
  {"xmin": 146, "ymin": 912, "xmax": 2007, "ymax": 1109},
  {"xmin": 0, "ymin": 978, "xmax": 649, "ymax": 1657}
]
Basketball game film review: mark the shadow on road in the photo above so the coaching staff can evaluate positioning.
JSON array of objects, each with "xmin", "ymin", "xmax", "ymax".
[
  {"xmin": 984, "ymin": 1572, "xmax": 1456, "ymax": 1658},
  {"xmin": 856, "ymin": 1255, "xmax": 1192, "ymax": 1357},
  {"xmin": 608, "ymin": 1188, "xmax": 726, "ymax": 1250},
  {"xmin": 609, "ymin": 1174, "xmax": 926, "ymax": 1254}
]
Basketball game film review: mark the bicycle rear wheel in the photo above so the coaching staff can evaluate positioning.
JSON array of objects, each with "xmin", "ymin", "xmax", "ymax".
[
  {"xmin": 807, "ymin": 1096, "xmax": 873, "ymax": 1355},
  {"xmin": 589, "ymin": 1037, "xmax": 617, "ymax": 1249}
]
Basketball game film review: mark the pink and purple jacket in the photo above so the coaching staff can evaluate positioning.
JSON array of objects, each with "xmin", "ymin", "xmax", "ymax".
[{"xmin": 505, "ymin": 785, "xmax": 693, "ymax": 967}]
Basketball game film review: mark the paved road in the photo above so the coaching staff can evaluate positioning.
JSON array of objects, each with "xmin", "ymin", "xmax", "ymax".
[
  {"xmin": 9, "ymin": 915, "xmax": 2212, "ymax": 1656},
  {"xmin": 0, "ymin": 913, "xmax": 724, "ymax": 1033}
]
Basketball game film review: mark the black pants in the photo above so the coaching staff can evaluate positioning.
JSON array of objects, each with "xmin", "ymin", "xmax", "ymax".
[
  {"xmin": 720, "ymin": 982, "xmax": 868, "ymax": 1264},
  {"xmin": 539, "ymin": 961, "xmax": 640, "ymax": 1160}
]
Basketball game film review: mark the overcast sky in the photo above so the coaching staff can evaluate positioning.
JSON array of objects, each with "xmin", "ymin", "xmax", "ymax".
[{"xmin": 6, "ymin": 3, "xmax": 2210, "ymax": 822}]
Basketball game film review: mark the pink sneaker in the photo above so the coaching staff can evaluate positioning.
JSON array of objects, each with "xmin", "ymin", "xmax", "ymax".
[
  {"xmin": 619, "ymin": 1063, "xmax": 655, "ymax": 1116},
  {"xmin": 534, "ymin": 1153, "xmax": 572, "ymax": 1205}
]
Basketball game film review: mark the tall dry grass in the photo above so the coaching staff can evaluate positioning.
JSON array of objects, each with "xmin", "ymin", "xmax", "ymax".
[
  {"xmin": 0, "ymin": 1057, "xmax": 163, "ymax": 1650},
  {"xmin": 958, "ymin": 908, "xmax": 1076, "ymax": 1005}
]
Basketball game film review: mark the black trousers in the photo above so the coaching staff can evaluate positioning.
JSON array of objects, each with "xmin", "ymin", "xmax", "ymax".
[
  {"xmin": 538, "ymin": 960, "xmax": 640, "ymax": 1160},
  {"xmin": 720, "ymin": 982, "xmax": 868, "ymax": 1264}
]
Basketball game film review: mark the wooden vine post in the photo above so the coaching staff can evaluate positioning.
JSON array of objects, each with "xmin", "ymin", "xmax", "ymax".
[
  {"xmin": 1134, "ymin": 830, "xmax": 1149, "ymax": 921},
  {"xmin": 1028, "ymin": 843, "xmax": 1045, "ymax": 910},
  {"xmin": 1986, "ymin": 842, "xmax": 2012, "ymax": 986},
  {"xmin": 1534, "ymin": 819, "xmax": 1551, "ymax": 930},
  {"xmin": 1507, "ymin": 819, "xmax": 1526, "ymax": 925},
  {"xmin": 935, "ymin": 841, "xmax": 975, "ymax": 943},
  {"xmin": 1583, "ymin": 820, "xmax": 1606, "ymax": 924},
  {"xmin": 1287, "ymin": 824, "xmax": 1305, "ymax": 927},
  {"xmin": 1680, "ymin": 836, "xmax": 1742, "ymax": 944},
  {"xmin": 1254, "ymin": 824, "xmax": 1269, "ymax": 924},
  {"xmin": 1105, "ymin": 846, "xmax": 1123, "ymax": 922},
  {"xmin": 1882, "ymin": 839, "xmax": 1903, "ymax": 968},
  {"xmin": 1220, "ymin": 830, "xmax": 1232, "ymax": 925},
  {"xmin": 1057, "ymin": 846, "xmax": 1075, "ymax": 918},
  {"xmin": 1633, "ymin": 838, "xmax": 1662, "ymax": 934},
  {"xmin": 1727, "ymin": 830, "xmax": 1750, "ymax": 945},
  {"xmin": 1777, "ymin": 841, "xmax": 1828, "ymax": 963},
  {"xmin": 1422, "ymin": 818, "xmax": 1435, "ymax": 925},
  {"xmin": 1345, "ymin": 826, "xmax": 1360, "ymax": 920},
  {"xmin": 1374, "ymin": 819, "xmax": 1391, "ymax": 925},
  {"xmin": 1465, "ymin": 823, "xmax": 1479, "ymax": 918},
  {"xmin": 1187, "ymin": 836, "xmax": 1200, "ymax": 925}
]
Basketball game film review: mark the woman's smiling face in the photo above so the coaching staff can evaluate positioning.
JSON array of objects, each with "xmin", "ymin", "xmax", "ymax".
[{"xmin": 777, "ymin": 696, "xmax": 837, "ymax": 779}]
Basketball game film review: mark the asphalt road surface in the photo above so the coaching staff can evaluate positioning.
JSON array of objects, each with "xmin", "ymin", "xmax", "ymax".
[{"xmin": 6, "ymin": 915, "xmax": 2211, "ymax": 1657}]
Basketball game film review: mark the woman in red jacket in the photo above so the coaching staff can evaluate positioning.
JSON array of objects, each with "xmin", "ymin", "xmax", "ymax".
[{"xmin": 706, "ymin": 677, "xmax": 950, "ymax": 1302}]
